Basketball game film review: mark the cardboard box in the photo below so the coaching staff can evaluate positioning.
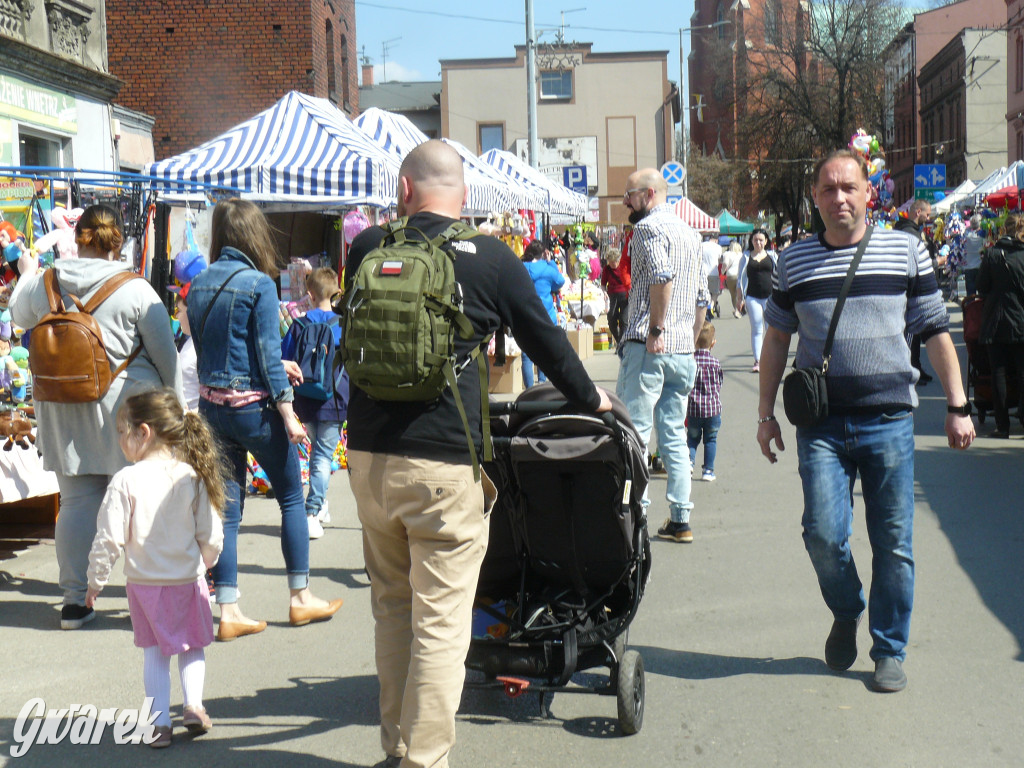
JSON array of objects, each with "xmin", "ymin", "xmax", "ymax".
[
  {"xmin": 488, "ymin": 356, "xmax": 523, "ymax": 395},
  {"xmin": 566, "ymin": 326, "xmax": 593, "ymax": 360}
]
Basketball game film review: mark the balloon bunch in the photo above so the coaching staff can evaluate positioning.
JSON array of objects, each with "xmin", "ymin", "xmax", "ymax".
[{"xmin": 848, "ymin": 129, "xmax": 894, "ymax": 214}]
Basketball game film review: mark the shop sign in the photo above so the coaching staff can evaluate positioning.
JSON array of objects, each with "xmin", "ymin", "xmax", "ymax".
[
  {"xmin": 0, "ymin": 73, "xmax": 77, "ymax": 133},
  {"xmin": 0, "ymin": 176, "xmax": 48, "ymax": 201}
]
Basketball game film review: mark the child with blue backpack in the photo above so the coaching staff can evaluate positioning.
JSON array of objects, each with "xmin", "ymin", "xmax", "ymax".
[{"xmin": 281, "ymin": 267, "xmax": 348, "ymax": 540}]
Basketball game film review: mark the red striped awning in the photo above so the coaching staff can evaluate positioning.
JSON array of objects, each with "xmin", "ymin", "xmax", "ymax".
[{"xmin": 673, "ymin": 198, "xmax": 719, "ymax": 232}]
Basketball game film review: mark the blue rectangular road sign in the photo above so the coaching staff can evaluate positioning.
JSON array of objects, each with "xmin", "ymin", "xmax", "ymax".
[
  {"xmin": 914, "ymin": 164, "xmax": 946, "ymax": 189},
  {"xmin": 563, "ymin": 165, "xmax": 587, "ymax": 194}
]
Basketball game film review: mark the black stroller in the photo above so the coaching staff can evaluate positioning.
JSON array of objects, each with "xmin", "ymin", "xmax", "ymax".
[{"xmin": 465, "ymin": 384, "xmax": 651, "ymax": 734}]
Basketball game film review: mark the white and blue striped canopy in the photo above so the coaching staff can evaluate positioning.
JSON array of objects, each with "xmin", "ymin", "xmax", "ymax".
[
  {"xmin": 972, "ymin": 161, "xmax": 1024, "ymax": 197},
  {"xmin": 144, "ymin": 92, "xmax": 399, "ymax": 206},
  {"xmin": 354, "ymin": 108, "xmax": 521, "ymax": 215},
  {"xmin": 480, "ymin": 149, "xmax": 588, "ymax": 218}
]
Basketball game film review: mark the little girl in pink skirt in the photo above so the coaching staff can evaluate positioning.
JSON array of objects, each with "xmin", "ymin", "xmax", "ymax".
[{"xmin": 87, "ymin": 388, "xmax": 226, "ymax": 748}]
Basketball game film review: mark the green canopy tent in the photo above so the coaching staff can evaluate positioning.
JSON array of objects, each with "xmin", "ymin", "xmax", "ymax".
[{"xmin": 715, "ymin": 209, "xmax": 754, "ymax": 235}]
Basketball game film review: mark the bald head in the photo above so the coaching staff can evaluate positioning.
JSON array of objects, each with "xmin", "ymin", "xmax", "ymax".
[{"xmin": 397, "ymin": 140, "xmax": 467, "ymax": 217}]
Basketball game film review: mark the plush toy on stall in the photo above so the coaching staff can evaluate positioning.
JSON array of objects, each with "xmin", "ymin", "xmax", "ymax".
[
  {"xmin": 0, "ymin": 329, "xmax": 18, "ymax": 398},
  {"xmin": 32, "ymin": 207, "xmax": 84, "ymax": 261},
  {"xmin": 0, "ymin": 221, "xmax": 30, "ymax": 278},
  {"xmin": 0, "ymin": 408, "xmax": 35, "ymax": 451},
  {"xmin": 944, "ymin": 211, "xmax": 967, "ymax": 294},
  {"xmin": 9, "ymin": 345, "xmax": 29, "ymax": 403}
]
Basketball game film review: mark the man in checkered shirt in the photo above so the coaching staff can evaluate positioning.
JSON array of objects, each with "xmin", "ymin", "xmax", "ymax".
[{"xmin": 618, "ymin": 168, "xmax": 709, "ymax": 543}]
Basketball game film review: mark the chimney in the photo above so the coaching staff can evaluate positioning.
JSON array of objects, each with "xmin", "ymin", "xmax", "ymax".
[{"xmin": 362, "ymin": 64, "xmax": 374, "ymax": 87}]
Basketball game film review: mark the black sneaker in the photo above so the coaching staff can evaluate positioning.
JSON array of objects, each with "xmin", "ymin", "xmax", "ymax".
[
  {"xmin": 824, "ymin": 618, "xmax": 858, "ymax": 671},
  {"xmin": 60, "ymin": 604, "xmax": 95, "ymax": 630},
  {"xmin": 656, "ymin": 519, "xmax": 693, "ymax": 543},
  {"xmin": 871, "ymin": 657, "xmax": 907, "ymax": 692}
]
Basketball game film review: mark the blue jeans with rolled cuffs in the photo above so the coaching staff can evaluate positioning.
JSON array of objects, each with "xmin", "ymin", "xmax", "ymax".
[
  {"xmin": 796, "ymin": 410, "xmax": 916, "ymax": 661},
  {"xmin": 200, "ymin": 399, "xmax": 310, "ymax": 603},
  {"xmin": 616, "ymin": 341, "xmax": 697, "ymax": 524}
]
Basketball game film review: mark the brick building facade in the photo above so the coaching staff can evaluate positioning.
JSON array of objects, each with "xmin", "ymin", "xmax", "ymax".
[{"xmin": 105, "ymin": 0, "xmax": 358, "ymax": 159}]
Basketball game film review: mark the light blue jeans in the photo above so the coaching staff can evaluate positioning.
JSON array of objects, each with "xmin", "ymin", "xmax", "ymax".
[
  {"xmin": 616, "ymin": 342, "xmax": 697, "ymax": 523},
  {"xmin": 796, "ymin": 410, "xmax": 916, "ymax": 661},
  {"xmin": 304, "ymin": 419, "xmax": 341, "ymax": 516},
  {"xmin": 745, "ymin": 295, "xmax": 768, "ymax": 362}
]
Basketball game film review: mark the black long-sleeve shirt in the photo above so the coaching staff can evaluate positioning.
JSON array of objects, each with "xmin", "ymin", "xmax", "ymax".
[{"xmin": 344, "ymin": 212, "xmax": 600, "ymax": 465}]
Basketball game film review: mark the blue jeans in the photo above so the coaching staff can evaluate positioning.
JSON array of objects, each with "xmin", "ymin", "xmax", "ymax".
[
  {"xmin": 796, "ymin": 410, "xmax": 916, "ymax": 661},
  {"xmin": 616, "ymin": 342, "xmax": 697, "ymax": 523},
  {"xmin": 200, "ymin": 399, "xmax": 310, "ymax": 603},
  {"xmin": 304, "ymin": 418, "xmax": 341, "ymax": 516},
  {"xmin": 745, "ymin": 295, "xmax": 767, "ymax": 362},
  {"xmin": 687, "ymin": 414, "xmax": 721, "ymax": 472},
  {"xmin": 521, "ymin": 353, "xmax": 546, "ymax": 388}
]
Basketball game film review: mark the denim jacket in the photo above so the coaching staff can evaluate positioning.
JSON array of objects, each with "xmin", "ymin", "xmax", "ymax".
[{"xmin": 186, "ymin": 246, "xmax": 293, "ymax": 403}]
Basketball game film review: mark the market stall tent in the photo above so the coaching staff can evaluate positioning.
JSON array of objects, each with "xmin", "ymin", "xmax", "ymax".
[
  {"xmin": 352, "ymin": 108, "xmax": 522, "ymax": 214},
  {"xmin": 672, "ymin": 198, "xmax": 718, "ymax": 232},
  {"xmin": 985, "ymin": 186, "xmax": 1020, "ymax": 209},
  {"xmin": 971, "ymin": 161, "xmax": 1024, "ymax": 198},
  {"xmin": 480, "ymin": 149, "xmax": 588, "ymax": 219},
  {"xmin": 715, "ymin": 209, "xmax": 754, "ymax": 235},
  {"xmin": 144, "ymin": 91, "xmax": 400, "ymax": 207},
  {"xmin": 933, "ymin": 179, "xmax": 977, "ymax": 213}
]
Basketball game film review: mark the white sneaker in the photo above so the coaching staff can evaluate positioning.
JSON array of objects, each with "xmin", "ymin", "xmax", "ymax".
[
  {"xmin": 317, "ymin": 500, "xmax": 331, "ymax": 524},
  {"xmin": 307, "ymin": 514, "xmax": 325, "ymax": 540},
  {"xmin": 701, "ymin": 469, "xmax": 716, "ymax": 482}
]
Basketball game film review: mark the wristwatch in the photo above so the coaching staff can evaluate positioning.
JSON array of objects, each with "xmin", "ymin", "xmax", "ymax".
[
  {"xmin": 648, "ymin": 325, "xmax": 664, "ymax": 338},
  {"xmin": 947, "ymin": 402, "xmax": 972, "ymax": 416}
]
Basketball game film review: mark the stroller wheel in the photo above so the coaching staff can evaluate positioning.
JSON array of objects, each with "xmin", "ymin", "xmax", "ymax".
[{"xmin": 616, "ymin": 650, "xmax": 645, "ymax": 735}]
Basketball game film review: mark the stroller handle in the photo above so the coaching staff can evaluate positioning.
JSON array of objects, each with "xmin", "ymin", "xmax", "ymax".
[{"xmin": 491, "ymin": 399, "xmax": 618, "ymax": 429}]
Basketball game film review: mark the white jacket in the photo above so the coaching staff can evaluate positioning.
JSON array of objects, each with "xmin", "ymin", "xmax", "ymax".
[{"xmin": 87, "ymin": 457, "xmax": 223, "ymax": 589}]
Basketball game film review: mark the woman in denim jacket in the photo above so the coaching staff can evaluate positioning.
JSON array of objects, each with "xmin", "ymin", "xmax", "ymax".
[{"xmin": 187, "ymin": 199, "xmax": 342, "ymax": 640}]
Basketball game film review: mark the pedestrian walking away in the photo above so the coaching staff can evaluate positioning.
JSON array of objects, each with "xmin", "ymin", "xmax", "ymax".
[
  {"xmin": 687, "ymin": 320, "xmax": 723, "ymax": 483},
  {"xmin": 618, "ymin": 168, "xmax": 708, "ymax": 545},
  {"xmin": 344, "ymin": 139, "xmax": 612, "ymax": 768},
  {"xmin": 86, "ymin": 388, "xmax": 226, "ymax": 748},
  {"xmin": 755, "ymin": 149, "xmax": 975, "ymax": 694}
]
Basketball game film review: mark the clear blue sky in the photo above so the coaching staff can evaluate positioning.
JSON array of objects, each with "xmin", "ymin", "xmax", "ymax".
[{"xmin": 355, "ymin": 1, "xmax": 698, "ymax": 121}]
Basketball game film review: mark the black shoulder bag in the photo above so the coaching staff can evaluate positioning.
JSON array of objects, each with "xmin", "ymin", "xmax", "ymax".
[{"xmin": 782, "ymin": 227, "xmax": 873, "ymax": 428}]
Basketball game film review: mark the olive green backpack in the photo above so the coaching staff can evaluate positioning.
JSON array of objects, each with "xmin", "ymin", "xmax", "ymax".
[{"xmin": 339, "ymin": 217, "xmax": 492, "ymax": 478}]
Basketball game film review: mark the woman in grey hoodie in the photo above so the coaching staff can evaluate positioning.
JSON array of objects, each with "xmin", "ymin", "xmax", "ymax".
[{"xmin": 10, "ymin": 204, "xmax": 183, "ymax": 629}]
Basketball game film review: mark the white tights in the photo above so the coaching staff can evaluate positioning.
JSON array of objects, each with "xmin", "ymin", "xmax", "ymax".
[{"xmin": 142, "ymin": 646, "xmax": 206, "ymax": 727}]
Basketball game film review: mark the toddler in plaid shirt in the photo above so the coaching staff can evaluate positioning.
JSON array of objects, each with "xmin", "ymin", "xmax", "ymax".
[{"xmin": 687, "ymin": 321, "xmax": 723, "ymax": 481}]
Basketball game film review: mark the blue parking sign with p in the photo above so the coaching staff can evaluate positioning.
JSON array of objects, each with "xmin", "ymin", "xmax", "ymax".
[{"xmin": 563, "ymin": 165, "xmax": 587, "ymax": 193}]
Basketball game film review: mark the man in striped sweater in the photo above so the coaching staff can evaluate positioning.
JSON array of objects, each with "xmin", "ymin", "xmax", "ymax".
[{"xmin": 755, "ymin": 150, "xmax": 975, "ymax": 693}]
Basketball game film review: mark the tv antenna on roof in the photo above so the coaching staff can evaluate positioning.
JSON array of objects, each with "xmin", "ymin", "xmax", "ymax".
[
  {"xmin": 382, "ymin": 37, "xmax": 401, "ymax": 82},
  {"xmin": 556, "ymin": 7, "xmax": 585, "ymax": 44}
]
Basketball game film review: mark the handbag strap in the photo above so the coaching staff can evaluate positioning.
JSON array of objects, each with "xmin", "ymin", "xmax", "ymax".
[
  {"xmin": 821, "ymin": 226, "xmax": 873, "ymax": 374},
  {"xmin": 194, "ymin": 266, "xmax": 249, "ymax": 351}
]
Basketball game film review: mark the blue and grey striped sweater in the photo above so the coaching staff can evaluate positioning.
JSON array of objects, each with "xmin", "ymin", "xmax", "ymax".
[{"xmin": 764, "ymin": 228, "xmax": 949, "ymax": 413}]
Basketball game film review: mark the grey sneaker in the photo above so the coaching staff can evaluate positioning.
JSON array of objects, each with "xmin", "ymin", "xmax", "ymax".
[
  {"xmin": 871, "ymin": 657, "xmax": 907, "ymax": 692},
  {"xmin": 824, "ymin": 618, "xmax": 858, "ymax": 671}
]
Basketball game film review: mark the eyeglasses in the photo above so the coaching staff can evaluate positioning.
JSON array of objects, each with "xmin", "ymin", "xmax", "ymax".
[{"xmin": 623, "ymin": 188, "xmax": 648, "ymax": 201}]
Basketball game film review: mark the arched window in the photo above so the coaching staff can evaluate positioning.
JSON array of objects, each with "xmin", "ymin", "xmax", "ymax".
[
  {"xmin": 765, "ymin": 0, "xmax": 780, "ymax": 46},
  {"xmin": 326, "ymin": 20, "xmax": 336, "ymax": 98},
  {"xmin": 716, "ymin": 3, "xmax": 727, "ymax": 39}
]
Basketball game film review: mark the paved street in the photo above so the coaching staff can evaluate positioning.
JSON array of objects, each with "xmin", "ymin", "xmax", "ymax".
[{"xmin": 1, "ymin": 301, "xmax": 1022, "ymax": 767}]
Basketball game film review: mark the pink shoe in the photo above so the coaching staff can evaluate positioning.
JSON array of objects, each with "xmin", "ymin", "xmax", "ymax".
[
  {"xmin": 752, "ymin": 362, "xmax": 760, "ymax": 373},
  {"xmin": 183, "ymin": 705, "xmax": 212, "ymax": 734}
]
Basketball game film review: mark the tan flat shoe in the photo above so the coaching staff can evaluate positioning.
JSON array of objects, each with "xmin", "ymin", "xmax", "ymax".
[
  {"xmin": 147, "ymin": 725, "xmax": 172, "ymax": 749},
  {"xmin": 216, "ymin": 619, "xmax": 267, "ymax": 641},
  {"xmin": 289, "ymin": 598, "xmax": 343, "ymax": 627}
]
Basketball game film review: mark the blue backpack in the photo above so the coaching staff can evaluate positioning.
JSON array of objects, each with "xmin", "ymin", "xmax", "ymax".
[{"xmin": 289, "ymin": 315, "xmax": 341, "ymax": 402}]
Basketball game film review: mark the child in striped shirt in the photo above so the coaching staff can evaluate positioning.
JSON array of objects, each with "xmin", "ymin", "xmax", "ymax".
[{"xmin": 687, "ymin": 321, "xmax": 723, "ymax": 481}]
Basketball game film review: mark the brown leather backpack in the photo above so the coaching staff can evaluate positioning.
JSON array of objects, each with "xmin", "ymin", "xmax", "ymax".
[{"xmin": 29, "ymin": 269, "xmax": 145, "ymax": 403}]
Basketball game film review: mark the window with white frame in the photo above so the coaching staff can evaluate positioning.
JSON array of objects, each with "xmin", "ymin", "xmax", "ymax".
[
  {"xmin": 18, "ymin": 128, "xmax": 69, "ymax": 168},
  {"xmin": 539, "ymin": 70, "xmax": 572, "ymax": 100}
]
